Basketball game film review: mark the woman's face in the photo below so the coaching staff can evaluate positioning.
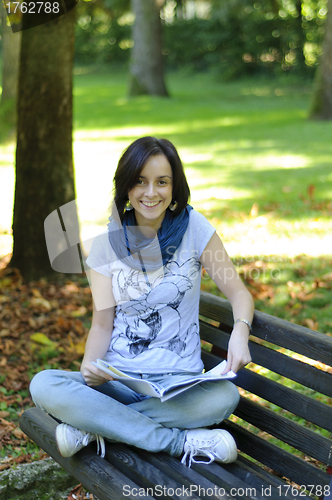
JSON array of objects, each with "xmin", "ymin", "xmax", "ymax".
[{"xmin": 128, "ymin": 154, "xmax": 173, "ymax": 231}]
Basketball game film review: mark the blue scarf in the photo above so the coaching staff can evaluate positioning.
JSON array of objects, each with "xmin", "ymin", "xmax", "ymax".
[{"xmin": 107, "ymin": 205, "xmax": 193, "ymax": 271}]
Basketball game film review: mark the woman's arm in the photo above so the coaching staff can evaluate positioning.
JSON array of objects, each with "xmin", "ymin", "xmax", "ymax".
[
  {"xmin": 81, "ymin": 269, "xmax": 116, "ymax": 386},
  {"xmin": 200, "ymin": 231, "xmax": 254, "ymax": 374}
]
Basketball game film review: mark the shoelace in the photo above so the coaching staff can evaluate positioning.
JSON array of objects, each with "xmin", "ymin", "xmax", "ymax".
[
  {"xmin": 76, "ymin": 430, "xmax": 106, "ymax": 458},
  {"xmin": 95, "ymin": 435, "xmax": 106, "ymax": 458},
  {"xmin": 181, "ymin": 439, "xmax": 215, "ymax": 468}
]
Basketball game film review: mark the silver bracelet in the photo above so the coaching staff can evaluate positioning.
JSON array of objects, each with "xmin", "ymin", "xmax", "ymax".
[{"xmin": 233, "ymin": 318, "xmax": 252, "ymax": 332}]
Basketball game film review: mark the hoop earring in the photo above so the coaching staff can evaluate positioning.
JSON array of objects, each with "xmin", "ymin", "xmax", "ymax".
[
  {"xmin": 125, "ymin": 200, "xmax": 133, "ymax": 211},
  {"xmin": 169, "ymin": 201, "xmax": 178, "ymax": 212}
]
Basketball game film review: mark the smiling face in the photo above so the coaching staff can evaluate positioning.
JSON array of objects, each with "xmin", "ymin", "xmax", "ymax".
[{"xmin": 128, "ymin": 155, "xmax": 173, "ymax": 231}]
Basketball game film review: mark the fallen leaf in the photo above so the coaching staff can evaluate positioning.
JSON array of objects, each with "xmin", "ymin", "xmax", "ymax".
[
  {"xmin": 30, "ymin": 332, "xmax": 56, "ymax": 347},
  {"xmin": 12, "ymin": 428, "xmax": 24, "ymax": 439},
  {"xmin": 303, "ymin": 318, "xmax": 318, "ymax": 330},
  {"xmin": 29, "ymin": 298, "xmax": 52, "ymax": 311},
  {"xmin": 71, "ymin": 306, "xmax": 87, "ymax": 318}
]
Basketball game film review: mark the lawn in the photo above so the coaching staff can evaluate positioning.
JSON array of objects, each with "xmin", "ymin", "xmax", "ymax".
[{"xmin": 2, "ymin": 68, "xmax": 332, "ymax": 253}]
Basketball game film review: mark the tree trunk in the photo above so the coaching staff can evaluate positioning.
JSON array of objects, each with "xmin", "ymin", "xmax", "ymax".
[
  {"xmin": 309, "ymin": 0, "xmax": 332, "ymax": 119},
  {"xmin": 0, "ymin": 5, "xmax": 21, "ymax": 132},
  {"xmin": 294, "ymin": 0, "xmax": 306, "ymax": 71},
  {"xmin": 10, "ymin": 10, "xmax": 77, "ymax": 281},
  {"xmin": 129, "ymin": 0, "xmax": 169, "ymax": 96}
]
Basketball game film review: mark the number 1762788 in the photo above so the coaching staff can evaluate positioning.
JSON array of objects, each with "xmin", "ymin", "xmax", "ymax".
[
  {"xmin": 5, "ymin": 2, "xmax": 60, "ymax": 14},
  {"xmin": 277, "ymin": 484, "xmax": 330, "ymax": 497}
]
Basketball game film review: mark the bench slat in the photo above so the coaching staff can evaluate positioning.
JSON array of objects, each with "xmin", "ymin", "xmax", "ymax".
[
  {"xmin": 104, "ymin": 444, "xmax": 203, "ymax": 500},
  {"xmin": 121, "ymin": 447, "xmax": 309, "ymax": 500},
  {"xmin": 222, "ymin": 420, "xmax": 331, "ymax": 490},
  {"xmin": 233, "ymin": 455, "xmax": 306, "ymax": 496},
  {"xmin": 199, "ymin": 292, "xmax": 332, "ymax": 366},
  {"xmin": 133, "ymin": 450, "xmax": 233, "ymax": 500},
  {"xmin": 247, "ymin": 341, "xmax": 332, "ymax": 398},
  {"xmin": 137, "ymin": 448, "xmax": 297, "ymax": 500},
  {"xmin": 201, "ymin": 350, "xmax": 332, "ymax": 431},
  {"xmin": 236, "ymin": 368, "xmax": 332, "ymax": 432},
  {"xmin": 183, "ymin": 459, "xmax": 267, "ymax": 500},
  {"xmin": 19, "ymin": 408, "xmax": 153, "ymax": 500},
  {"xmin": 235, "ymin": 397, "xmax": 332, "ymax": 465},
  {"xmin": 200, "ymin": 322, "xmax": 332, "ymax": 397}
]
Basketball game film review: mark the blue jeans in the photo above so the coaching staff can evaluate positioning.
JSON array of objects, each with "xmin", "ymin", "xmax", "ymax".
[{"xmin": 30, "ymin": 369, "xmax": 240, "ymax": 457}]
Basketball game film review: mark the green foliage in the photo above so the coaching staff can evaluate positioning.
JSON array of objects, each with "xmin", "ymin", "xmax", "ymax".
[
  {"xmin": 73, "ymin": 0, "xmax": 328, "ymax": 76},
  {"xmin": 163, "ymin": 0, "xmax": 327, "ymax": 78},
  {"xmin": 74, "ymin": 0, "xmax": 132, "ymax": 64}
]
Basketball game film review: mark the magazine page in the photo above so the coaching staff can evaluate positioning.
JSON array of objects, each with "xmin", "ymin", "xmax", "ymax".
[
  {"xmin": 91, "ymin": 360, "xmax": 163, "ymax": 398},
  {"xmin": 156, "ymin": 360, "xmax": 236, "ymax": 401},
  {"xmin": 92, "ymin": 359, "xmax": 236, "ymax": 402}
]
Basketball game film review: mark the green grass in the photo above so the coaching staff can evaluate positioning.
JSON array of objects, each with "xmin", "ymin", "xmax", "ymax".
[
  {"xmin": 1, "ymin": 67, "xmax": 332, "ymax": 251},
  {"xmin": 72, "ymin": 69, "xmax": 332, "ymax": 250}
]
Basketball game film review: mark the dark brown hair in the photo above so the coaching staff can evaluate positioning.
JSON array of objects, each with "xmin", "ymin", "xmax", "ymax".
[{"xmin": 112, "ymin": 137, "xmax": 190, "ymax": 223}]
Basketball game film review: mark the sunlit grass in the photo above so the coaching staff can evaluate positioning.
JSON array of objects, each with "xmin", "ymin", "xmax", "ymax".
[{"xmin": 1, "ymin": 68, "xmax": 332, "ymax": 259}]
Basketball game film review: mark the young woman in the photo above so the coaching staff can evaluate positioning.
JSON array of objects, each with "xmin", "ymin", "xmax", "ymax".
[{"xmin": 30, "ymin": 137, "xmax": 254, "ymax": 467}]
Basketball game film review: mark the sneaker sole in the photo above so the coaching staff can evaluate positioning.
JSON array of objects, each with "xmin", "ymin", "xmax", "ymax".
[
  {"xmin": 55, "ymin": 424, "xmax": 72, "ymax": 458},
  {"xmin": 216, "ymin": 430, "xmax": 238, "ymax": 463}
]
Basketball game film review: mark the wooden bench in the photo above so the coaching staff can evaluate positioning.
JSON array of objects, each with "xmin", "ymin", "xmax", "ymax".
[{"xmin": 20, "ymin": 290, "xmax": 332, "ymax": 500}]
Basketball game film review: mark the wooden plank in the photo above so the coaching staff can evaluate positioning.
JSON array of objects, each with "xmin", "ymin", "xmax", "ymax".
[
  {"xmin": 199, "ymin": 292, "xmax": 332, "ymax": 366},
  {"xmin": 19, "ymin": 408, "xmax": 153, "ymax": 500},
  {"xmin": 136, "ymin": 450, "xmax": 300, "ymax": 500},
  {"xmin": 247, "ymin": 341, "xmax": 332, "ymax": 398},
  {"xmin": 139, "ymin": 452, "xmax": 306, "ymax": 500},
  {"xmin": 200, "ymin": 322, "xmax": 332, "ymax": 397},
  {"xmin": 222, "ymin": 420, "xmax": 331, "ymax": 490},
  {"xmin": 104, "ymin": 443, "xmax": 203, "ymax": 500},
  {"xmin": 235, "ymin": 368, "xmax": 332, "ymax": 431},
  {"xmin": 201, "ymin": 350, "xmax": 332, "ymax": 431},
  {"xmin": 231, "ymin": 455, "xmax": 309, "ymax": 498},
  {"xmin": 234, "ymin": 397, "xmax": 332, "ymax": 465},
  {"xmin": 187, "ymin": 460, "xmax": 267, "ymax": 500},
  {"xmin": 216, "ymin": 459, "xmax": 310, "ymax": 500},
  {"xmin": 134, "ymin": 450, "xmax": 234, "ymax": 500}
]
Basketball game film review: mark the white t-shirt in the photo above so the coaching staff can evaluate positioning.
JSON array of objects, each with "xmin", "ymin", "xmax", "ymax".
[{"xmin": 86, "ymin": 210, "xmax": 216, "ymax": 374}]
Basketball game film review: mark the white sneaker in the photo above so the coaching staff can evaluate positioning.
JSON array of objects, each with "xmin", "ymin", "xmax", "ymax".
[
  {"xmin": 181, "ymin": 428, "xmax": 237, "ymax": 467},
  {"xmin": 55, "ymin": 423, "xmax": 105, "ymax": 458}
]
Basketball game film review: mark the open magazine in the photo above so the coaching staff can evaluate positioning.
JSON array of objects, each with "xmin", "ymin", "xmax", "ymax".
[{"xmin": 91, "ymin": 359, "xmax": 236, "ymax": 402}]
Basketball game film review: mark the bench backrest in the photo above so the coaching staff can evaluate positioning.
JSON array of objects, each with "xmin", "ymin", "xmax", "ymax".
[{"xmin": 199, "ymin": 290, "xmax": 332, "ymax": 491}]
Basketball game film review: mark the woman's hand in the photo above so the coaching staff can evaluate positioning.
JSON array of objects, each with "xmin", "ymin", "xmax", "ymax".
[
  {"xmin": 81, "ymin": 360, "xmax": 114, "ymax": 387},
  {"xmin": 222, "ymin": 324, "xmax": 252, "ymax": 374}
]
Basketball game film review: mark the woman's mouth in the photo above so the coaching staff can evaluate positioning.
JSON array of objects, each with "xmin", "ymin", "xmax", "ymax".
[{"xmin": 140, "ymin": 201, "xmax": 161, "ymax": 208}]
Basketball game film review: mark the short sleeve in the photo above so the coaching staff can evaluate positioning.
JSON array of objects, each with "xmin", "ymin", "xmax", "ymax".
[
  {"xmin": 85, "ymin": 232, "xmax": 115, "ymax": 278},
  {"xmin": 188, "ymin": 210, "xmax": 216, "ymax": 258}
]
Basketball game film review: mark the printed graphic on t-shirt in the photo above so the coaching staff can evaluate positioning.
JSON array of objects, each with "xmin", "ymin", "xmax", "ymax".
[{"xmin": 111, "ymin": 258, "xmax": 201, "ymax": 359}]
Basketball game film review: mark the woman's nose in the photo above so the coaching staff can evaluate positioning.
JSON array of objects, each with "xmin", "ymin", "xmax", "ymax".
[{"xmin": 145, "ymin": 183, "xmax": 157, "ymax": 197}]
